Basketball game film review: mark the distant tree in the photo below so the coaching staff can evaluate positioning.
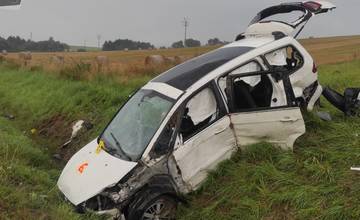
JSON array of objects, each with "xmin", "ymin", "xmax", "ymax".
[
  {"xmin": 185, "ymin": 38, "xmax": 201, "ymax": 47},
  {"xmin": 171, "ymin": 41, "xmax": 184, "ymax": 48},
  {"xmin": 77, "ymin": 48, "xmax": 87, "ymax": 52},
  {"xmin": 0, "ymin": 35, "xmax": 69, "ymax": 52},
  {"xmin": 102, "ymin": 39, "xmax": 154, "ymax": 51},
  {"xmin": 207, "ymin": 38, "xmax": 223, "ymax": 46}
]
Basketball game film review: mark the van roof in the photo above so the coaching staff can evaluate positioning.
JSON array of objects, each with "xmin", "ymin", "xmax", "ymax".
[{"xmin": 152, "ymin": 36, "xmax": 274, "ymax": 91}]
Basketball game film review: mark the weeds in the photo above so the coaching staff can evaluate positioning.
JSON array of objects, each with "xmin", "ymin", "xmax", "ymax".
[{"xmin": 0, "ymin": 49, "xmax": 359, "ymax": 219}]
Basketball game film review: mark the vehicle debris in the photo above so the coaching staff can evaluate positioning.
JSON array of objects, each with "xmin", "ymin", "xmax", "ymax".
[
  {"xmin": 323, "ymin": 87, "xmax": 360, "ymax": 117},
  {"xmin": 351, "ymin": 167, "xmax": 360, "ymax": 172},
  {"xmin": 52, "ymin": 154, "xmax": 62, "ymax": 161},
  {"xmin": 316, "ymin": 111, "xmax": 332, "ymax": 121},
  {"xmin": 2, "ymin": 113, "xmax": 15, "ymax": 120},
  {"xmin": 57, "ymin": 1, "xmax": 338, "ymax": 219},
  {"xmin": 30, "ymin": 128, "xmax": 37, "ymax": 135},
  {"xmin": 62, "ymin": 120, "xmax": 93, "ymax": 148}
]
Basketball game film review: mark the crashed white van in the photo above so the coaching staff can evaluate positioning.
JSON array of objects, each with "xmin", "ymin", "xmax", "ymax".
[{"xmin": 58, "ymin": 1, "xmax": 335, "ymax": 219}]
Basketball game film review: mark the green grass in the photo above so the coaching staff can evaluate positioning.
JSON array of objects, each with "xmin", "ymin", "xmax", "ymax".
[
  {"xmin": 0, "ymin": 60, "xmax": 359, "ymax": 219},
  {"xmin": 177, "ymin": 60, "xmax": 360, "ymax": 219},
  {"xmin": 0, "ymin": 117, "xmax": 105, "ymax": 220},
  {"xmin": 0, "ymin": 66, "xmax": 149, "ymax": 219}
]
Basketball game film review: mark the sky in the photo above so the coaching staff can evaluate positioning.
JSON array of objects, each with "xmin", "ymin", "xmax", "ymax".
[{"xmin": 0, "ymin": 0, "xmax": 359, "ymax": 47}]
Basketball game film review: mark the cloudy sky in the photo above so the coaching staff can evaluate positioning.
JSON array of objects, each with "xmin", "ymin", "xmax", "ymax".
[{"xmin": 0, "ymin": 0, "xmax": 359, "ymax": 47}]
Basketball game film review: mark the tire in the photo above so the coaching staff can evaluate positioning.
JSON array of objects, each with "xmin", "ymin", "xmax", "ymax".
[
  {"xmin": 127, "ymin": 193, "xmax": 178, "ymax": 220},
  {"xmin": 322, "ymin": 87, "xmax": 346, "ymax": 112}
]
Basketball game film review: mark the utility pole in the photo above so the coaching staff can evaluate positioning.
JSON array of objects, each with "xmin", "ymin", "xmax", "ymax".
[
  {"xmin": 30, "ymin": 32, "xmax": 32, "ymax": 41},
  {"xmin": 182, "ymin": 17, "xmax": 189, "ymax": 47},
  {"xmin": 97, "ymin": 34, "xmax": 102, "ymax": 49}
]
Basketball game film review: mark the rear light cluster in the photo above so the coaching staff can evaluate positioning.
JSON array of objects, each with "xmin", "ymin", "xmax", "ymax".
[
  {"xmin": 303, "ymin": 1, "xmax": 322, "ymax": 12},
  {"xmin": 312, "ymin": 62, "xmax": 318, "ymax": 73}
]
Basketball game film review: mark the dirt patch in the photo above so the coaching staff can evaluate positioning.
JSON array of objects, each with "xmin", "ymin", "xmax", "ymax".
[
  {"xmin": 34, "ymin": 114, "xmax": 94, "ymax": 162},
  {"xmin": 36, "ymin": 114, "xmax": 72, "ymax": 142}
]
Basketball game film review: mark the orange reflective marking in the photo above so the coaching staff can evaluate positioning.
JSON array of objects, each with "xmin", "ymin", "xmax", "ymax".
[{"xmin": 78, "ymin": 162, "xmax": 89, "ymax": 174}]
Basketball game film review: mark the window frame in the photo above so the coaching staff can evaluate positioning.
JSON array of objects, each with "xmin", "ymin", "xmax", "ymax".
[
  {"xmin": 263, "ymin": 44, "xmax": 305, "ymax": 76},
  {"xmin": 217, "ymin": 59, "xmax": 265, "ymax": 105},
  {"xmin": 179, "ymin": 81, "xmax": 227, "ymax": 143},
  {"xmin": 226, "ymin": 69, "xmax": 298, "ymax": 113}
]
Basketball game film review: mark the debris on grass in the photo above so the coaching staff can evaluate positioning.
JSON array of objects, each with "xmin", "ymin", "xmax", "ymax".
[
  {"xmin": 30, "ymin": 128, "xmax": 37, "ymax": 135},
  {"xmin": 316, "ymin": 111, "xmax": 332, "ymax": 121},
  {"xmin": 2, "ymin": 113, "xmax": 15, "ymax": 120},
  {"xmin": 350, "ymin": 167, "xmax": 360, "ymax": 172},
  {"xmin": 62, "ymin": 120, "xmax": 93, "ymax": 148},
  {"xmin": 323, "ymin": 87, "xmax": 360, "ymax": 117}
]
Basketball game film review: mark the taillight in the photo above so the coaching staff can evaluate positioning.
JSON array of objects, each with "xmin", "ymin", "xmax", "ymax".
[
  {"xmin": 312, "ymin": 62, "xmax": 318, "ymax": 73},
  {"xmin": 303, "ymin": 1, "xmax": 322, "ymax": 12}
]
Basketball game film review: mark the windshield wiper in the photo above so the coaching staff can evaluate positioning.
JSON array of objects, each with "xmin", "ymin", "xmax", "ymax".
[{"xmin": 110, "ymin": 132, "xmax": 133, "ymax": 161}]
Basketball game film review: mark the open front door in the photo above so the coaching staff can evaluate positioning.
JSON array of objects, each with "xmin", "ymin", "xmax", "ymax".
[
  {"xmin": 173, "ymin": 84, "xmax": 236, "ymax": 190},
  {"xmin": 225, "ymin": 63, "xmax": 306, "ymax": 150}
]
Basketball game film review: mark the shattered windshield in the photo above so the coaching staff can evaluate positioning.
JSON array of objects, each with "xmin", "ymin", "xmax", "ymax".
[{"xmin": 101, "ymin": 89, "xmax": 175, "ymax": 161}]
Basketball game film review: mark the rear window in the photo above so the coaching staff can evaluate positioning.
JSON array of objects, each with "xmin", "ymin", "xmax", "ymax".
[{"xmin": 153, "ymin": 47, "xmax": 253, "ymax": 90}]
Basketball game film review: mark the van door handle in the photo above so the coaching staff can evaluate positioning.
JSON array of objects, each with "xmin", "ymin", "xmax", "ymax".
[
  {"xmin": 214, "ymin": 127, "xmax": 227, "ymax": 135},
  {"xmin": 280, "ymin": 117, "xmax": 298, "ymax": 122}
]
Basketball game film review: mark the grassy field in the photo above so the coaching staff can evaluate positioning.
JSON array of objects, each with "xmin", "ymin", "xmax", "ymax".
[
  {"xmin": 5, "ymin": 35, "xmax": 360, "ymax": 66},
  {"xmin": 0, "ymin": 36, "xmax": 360, "ymax": 219},
  {"xmin": 178, "ymin": 60, "xmax": 360, "ymax": 220}
]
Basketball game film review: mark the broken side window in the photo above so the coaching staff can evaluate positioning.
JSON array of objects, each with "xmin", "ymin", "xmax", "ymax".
[
  {"xmin": 180, "ymin": 87, "xmax": 219, "ymax": 141},
  {"xmin": 222, "ymin": 61, "xmax": 291, "ymax": 112},
  {"xmin": 265, "ymin": 45, "xmax": 304, "ymax": 74},
  {"xmin": 219, "ymin": 61, "xmax": 263, "ymax": 103},
  {"xmin": 151, "ymin": 113, "xmax": 180, "ymax": 158}
]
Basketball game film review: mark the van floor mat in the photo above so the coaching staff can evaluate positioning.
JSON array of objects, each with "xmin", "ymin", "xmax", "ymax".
[{"xmin": 322, "ymin": 87, "xmax": 346, "ymax": 112}]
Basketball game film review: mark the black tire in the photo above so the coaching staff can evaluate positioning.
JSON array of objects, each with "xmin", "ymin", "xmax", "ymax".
[
  {"xmin": 127, "ymin": 193, "xmax": 178, "ymax": 220},
  {"xmin": 322, "ymin": 87, "xmax": 346, "ymax": 112}
]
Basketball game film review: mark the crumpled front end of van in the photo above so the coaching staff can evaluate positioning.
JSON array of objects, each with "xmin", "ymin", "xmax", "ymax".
[{"xmin": 57, "ymin": 139, "xmax": 138, "ymax": 217}]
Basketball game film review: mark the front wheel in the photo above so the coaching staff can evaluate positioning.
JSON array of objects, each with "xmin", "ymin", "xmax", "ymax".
[{"xmin": 128, "ymin": 194, "xmax": 178, "ymax": 220}]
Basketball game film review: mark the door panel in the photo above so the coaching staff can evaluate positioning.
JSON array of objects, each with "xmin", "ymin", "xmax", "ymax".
[
  {"xmin": 230, "ymin": 107, "xmax": 305, "ymax": 150},
  {"xmin": 173, "ymin": 116, "xmax": 236, "ymax": 190}
]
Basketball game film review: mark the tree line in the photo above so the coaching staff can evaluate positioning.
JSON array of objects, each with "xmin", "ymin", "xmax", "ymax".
[
  {"xmin": 0, "ymin": 35, "xmax": 228, "ymax": 52},
  {"xmin": 171, "ymin": 38, "xmax": 227, "ymax": 48},
  {"xmin": 103, "ymin": 37, "xmax": 227, "ymax": 51},
  {"xmin": 0, "ymin": 36, "xmax": 69, "ymax": 52}
]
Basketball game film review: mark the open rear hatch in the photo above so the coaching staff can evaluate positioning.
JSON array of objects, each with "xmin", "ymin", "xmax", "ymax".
[{"xmin": 246, "ymin": 1, "xmax": 336, "ymax": 38}]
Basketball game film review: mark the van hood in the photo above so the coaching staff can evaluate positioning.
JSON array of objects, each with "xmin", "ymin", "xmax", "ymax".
[{"xmin": 57, "ymin": 139, "xmax": 137, "ymax": 206}]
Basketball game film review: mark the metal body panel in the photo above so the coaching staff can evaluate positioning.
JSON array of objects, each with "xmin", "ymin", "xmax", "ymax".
[
  {"xmin": 142, "ymin": 82, "xmax": 183, "ymax": 100},
  {"xmin": 173, "ymin": 116, "xmax": 236, "ymax": 190},
  {"xmin": 57, "ymin": 139, "xmax": 137, "ymax": 205},
  {"xmin": 230, "ymin": 107, "xmax": 306, "ymax": 150}
]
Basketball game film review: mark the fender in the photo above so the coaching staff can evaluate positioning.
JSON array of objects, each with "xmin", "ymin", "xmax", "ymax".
[{"xmin": 129, "ymin": 175, "xmax": 186, "ymax": 210}]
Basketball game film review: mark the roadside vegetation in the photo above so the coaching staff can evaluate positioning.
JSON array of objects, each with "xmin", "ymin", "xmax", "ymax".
[
  {"xmin": 0, "ymin": 38, "xmax": 359, "ymax": 219},
  {"xmin": 177, "ymin": 60, "xmax": 360, "ymax": 219}
]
